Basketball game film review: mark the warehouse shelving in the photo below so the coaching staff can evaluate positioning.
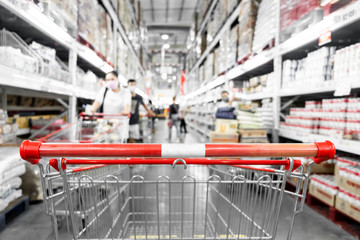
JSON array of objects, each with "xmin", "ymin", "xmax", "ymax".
[
  {"xmin": 184, "ymin": 0, "xmax": 360, "ymax": 157},
  {"xmin": 279, "ymin": 80, "xmax": 360, "ymax": 97},
  {"xmin": 279, "ymin": 0, "xmax": 360, "ymax": 56},
  {"xmin": 101, "ymin": 0, "xmax": 145, "ymax": 76},
  {"xmin": 186, "ymin": 0, "xmax": 218, "ymax": 58},
  {"xmin": 0, "ymin": 0, "xmax": 145, "ymax": 131},
  {"xmin": 188, "ymin": 1, "xmax": 244, "ymax": 75},
  {"xmin": 279, "ymin": 129, "xmax": 360, "ymax": 156}
]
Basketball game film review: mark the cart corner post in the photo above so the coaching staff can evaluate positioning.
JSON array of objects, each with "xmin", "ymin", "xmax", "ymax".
[{"xmin": 20, "ymin": 140, "xmax": 41, "ymax": 164}]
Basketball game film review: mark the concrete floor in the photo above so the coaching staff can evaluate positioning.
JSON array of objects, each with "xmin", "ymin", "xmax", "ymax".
[{"xmin": 0, "ymin": 119, "xmax": 356, "ymax": 239}]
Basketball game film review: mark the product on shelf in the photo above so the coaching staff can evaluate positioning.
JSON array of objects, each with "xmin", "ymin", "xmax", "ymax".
[
  {"xmin": 210, "ymin": 131, "xmax": 238, "ymax": 143},
  {"xmin": 0, "ymin": 147, "xmax": 25, "ymax": 211},
  {"xmin": 282, "ymin": 46, "xmax": 336, "ymax": 90},
  {"xmin": 239, "ymin": 72, "xmax": 275, "ymax": 95},
  {"xmin": 215, "ymin": 119, "xmax": 238, "ymax": 134},
  {"xmin": 78, "ymin": 0, "xmax": 99, "ymax": 47},
  {"xmin": 280, "ymin": 0, "xmax": 323, "ymax": 42},
  {"xmin": 0, "ymin": 29, "xmax": 40, "ymax": 74},
  {"xmin": 77, "ymin": 67, "xmax": 99, "ymax": 91},
  {"xmin": 255, "ymin": 99, "xmax": 274, "ymax": 129},
  {"xmin": 338, "ymin": 165, "xmax": 360, "ymax": 196},
  {"xmin": 309, "ymin": 174, "xmax": 338, "ymax": 207},
  {"xmin": 0, "ymin": 109, "xmax": 18, "ymax": 144},
  {"xmin": 252, "ymin": 0, "xmax": 276, "ymax": 53},
  {"xmin": 333, "ymin": 43, "xmax": 360, "ymax": 85},
  {"xmin": 336, "ymin": 188, "xmax": 360, "ymax": 222},
  {"xmin": 237, "ymin": 0, "xmax": 259, "ymax": 62},
  {"xmin": 335, "ymin": 156, "xmax": 360, "ymax": 182},
  {"xmin": 228, "ymin": 24, "xmax": 239, "ymax": 69},
  {"xmin": 30, "ymin": 41, "xmax": 71, "ymax": 83},
  {"xmin": 41, "ymin": 0, "xmax": 78, "ymax": 37}
]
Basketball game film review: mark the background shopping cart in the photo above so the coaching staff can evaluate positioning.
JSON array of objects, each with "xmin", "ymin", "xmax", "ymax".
[
  {"xmin": 38, "ymin": 113, "xmax": 129, "ymax": 143},
  {"xmin": 20, "ymin": 140, "xmax": 335, "ymax": 240}
]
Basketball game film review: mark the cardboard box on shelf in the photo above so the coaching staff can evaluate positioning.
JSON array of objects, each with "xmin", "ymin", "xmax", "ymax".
[
  {"xmin": 215, "ymin": 119, "xmax": 238, "ymax": 133},
  {"xmin": 309, "ymin": 175, "xmax": 338, "ymax": 207},
  {"xmin": 7, "ymin": 95, "xmax": 19, "ymax": 106},
  {"xmin": 239, "ymin": 129, "xmax": 267, "ymax": 138},
  {"xmin": 297, "ymin": 157, "xmax": 335, "ymax": 174},
  {"xmin": 338, "ymin": 166, "xmax": 360, "ymax": 196},
  {"xmin": 240, "ymin": 137, "xmax": 268, "ymax": 143},
  {"xmin": 335, "ymin": 156, "xmax": 360, "ymax": 183},
  {"xmin": 335, "ymin": 189, "xmax": 360, "ymax": 223},
  {"xmin": 19, "ymin": 96, "xmax": 33, "ymax": 107},
  {"xmin": 210, "ymin": 131, "xmax": 238, "ymax": 143}
]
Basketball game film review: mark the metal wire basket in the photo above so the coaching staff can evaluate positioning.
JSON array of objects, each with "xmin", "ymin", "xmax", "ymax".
[
  {"xmin": 20, "ymin": 140, "xmax": 335, "ymax": 240},
  {"xmin": 0, "ymin": 28, "xmax": 40, "ymax": 73}
]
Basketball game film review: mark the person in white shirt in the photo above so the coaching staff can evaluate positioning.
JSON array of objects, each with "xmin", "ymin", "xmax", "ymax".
[{"xmin": 91, "ymin": 71, "xmax": 131, "ymax": 115}]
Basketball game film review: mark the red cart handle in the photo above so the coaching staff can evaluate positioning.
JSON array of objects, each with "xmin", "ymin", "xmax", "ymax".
[
  {"xmin": 80, "ymin": 112, "xmax": 130, "ymax": 118},
  {"xmin": 20, "ymin": 140, "xmax": 335, "ymax": 165}
]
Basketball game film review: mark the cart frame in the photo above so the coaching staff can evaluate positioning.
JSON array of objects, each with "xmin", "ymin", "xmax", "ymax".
[{"xmin": 20, "ymin": 140, "xmax": 335, "ymax": 240}]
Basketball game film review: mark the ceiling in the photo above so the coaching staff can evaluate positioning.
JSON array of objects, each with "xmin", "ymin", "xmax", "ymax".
[{"xmin": 139, "ymin": 0, "xmax": 199, "ymax": 51}]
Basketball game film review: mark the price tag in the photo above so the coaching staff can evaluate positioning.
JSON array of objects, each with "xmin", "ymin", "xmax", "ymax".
[{"xmin": 319, "ymin": 30, "xmax": 331, "ymax": 46}]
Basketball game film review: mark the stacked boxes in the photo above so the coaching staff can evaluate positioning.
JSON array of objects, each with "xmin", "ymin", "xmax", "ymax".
[
  {"xmin": 228, "ymin": 25, "xmax": 239, "ymax": 69},
  {"xmin": 309, "ymin": 175, "xmax": 338, "ymax": 206},
  {"xmin": 210, "ymin": 119, "xmax": 238, "ymax": 143},
  {"xmin": 240, "ymin": 72, "xmax": 275, "ymax": 95},
  {"xmin": 282, "ymin": 47, "xmax": 336, "ymax": 90},
  {"xmin": 42, "ymin": 0, "xmax": 78, "ymax": 37},
  {"xmin": 252, "ymin": 0, "xmax": 276, "ymax": 53},
  {"xmin": 237, "ymin": 0, "xmax": 259, "ymax": 62},
  {"xmin": 218, "ymin": 29, "xmax": 230, "ymax": 73},
  {"xmin": 336, "ymin": 164, "xmax": 360, "ymax": 221},
  {"xmin": 334, "ymin": 43, "xmax": 360, "ymax": 84},
  {"xmin": 78, "ymin": 0, "xmax": 100, "ymax": 49},
  {"xmin": 255, "ymin": 99, "xmax": 274, "ymax": 129},
  {"xmin": 0, "ymin": 109, "xmax": 18, "ymax": 144},
  {"xmin": 280, "ymin": 0, "xmax": 322, "ymax": 42}
]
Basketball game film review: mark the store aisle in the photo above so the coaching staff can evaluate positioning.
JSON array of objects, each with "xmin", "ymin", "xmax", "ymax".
[{"xmin": 0, "ymin": 120, "xmax": 355, "ymax": 240}]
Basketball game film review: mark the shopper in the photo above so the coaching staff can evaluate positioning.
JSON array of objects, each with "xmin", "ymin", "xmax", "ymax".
[
  {"xmin": 218, "ymin": 90, "xmax": 233, "ymax": 108},
  {"xmin": 216, "ymin": 90, "xmax": 237, "ymax": 119},
  {"xmin": 168, "ymin": 96, "xmax": 181, "ymax": 141},
  {"xmin": 179, "ymin": 105, "xmax": 189, "ymax": 134},
  {"xmin": 148, "ymin": 100, "xmax": 156, "ymax": 133},
  {"xmin": 128, "ymin": 79, "xmax": 155, "ymax": 143},
  {"xmin": 91, "ymin": 71, "xmax": 131, "ymax": 115}
]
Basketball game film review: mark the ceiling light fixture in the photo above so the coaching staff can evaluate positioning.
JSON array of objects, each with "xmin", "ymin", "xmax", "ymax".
[
  {"xmin": 168, "ymin": 79, "xmax": 172, "ymax": 83},
  {"xmin": 163, "ymin": 43, "xmax": 170, "ymax": 49},
  {"xmin": 172, "ymin": 76, "xmax": 176, "ymax": 80},
  {"xmin": 161, "ymin": 34, "xmax": 169, "ymax": 40}
]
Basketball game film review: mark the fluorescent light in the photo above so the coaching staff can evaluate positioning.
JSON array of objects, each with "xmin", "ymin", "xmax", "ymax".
[
  {"xmin": 168, "ymin": 79, "xmax": 172, "ymax": 83},
  {"xmin": 161, "ymin": 34, "xmax": 169, "ymax": 40},
  {"xmin": 161, "ymin": 73, "xmax": 167, "ymax": 80},
  {"xmin": 163, "ymin": 44, "xmax": 170, "ymax": 49},
  {"xmin": 172, "ymin": 76, "xmax": 176, "ymax": 80}
]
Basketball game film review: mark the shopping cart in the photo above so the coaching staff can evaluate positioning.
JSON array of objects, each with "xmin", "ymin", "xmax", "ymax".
[
  {"xmin": 20, "ymin": 140, "xmax": 335, "ymax": 240},
  {"xmin": 38, "ymin": 113, "xmax": 129, "ymax": 143}
]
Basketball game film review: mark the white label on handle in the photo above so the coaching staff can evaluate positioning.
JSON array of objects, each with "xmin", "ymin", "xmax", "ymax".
[{"xmin": 161, "ymin": 144, "xmax": 205, "ymax": 157}]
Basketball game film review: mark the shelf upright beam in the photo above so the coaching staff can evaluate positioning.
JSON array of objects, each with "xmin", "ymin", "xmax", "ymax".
[
  {"xmin": 1, "ymin": 87, "xmax": 6, "ymax": 111},
  {"xmin": 272, "ymin": 0, "xmax": 282, "ymax": 143},
  {"xmin": 69, "ymin": 47, "xmax": 78, "ymax": 124}
]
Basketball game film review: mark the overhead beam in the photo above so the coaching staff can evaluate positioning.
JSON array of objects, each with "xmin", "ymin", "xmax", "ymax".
[
  {"xmin": 147, "ymin": 25, "xmax": 190, "ymax": 31},
  {"xmin": 178, "ymin": 0, "xmax": 185, "ymax": 21},
  {"xmin": 150, "ymin": 0, "xmax": 155, "ymax": 21},
  {"xmin": 165, "ymin": 0, "xmax": 169, "ymax": 22}
]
